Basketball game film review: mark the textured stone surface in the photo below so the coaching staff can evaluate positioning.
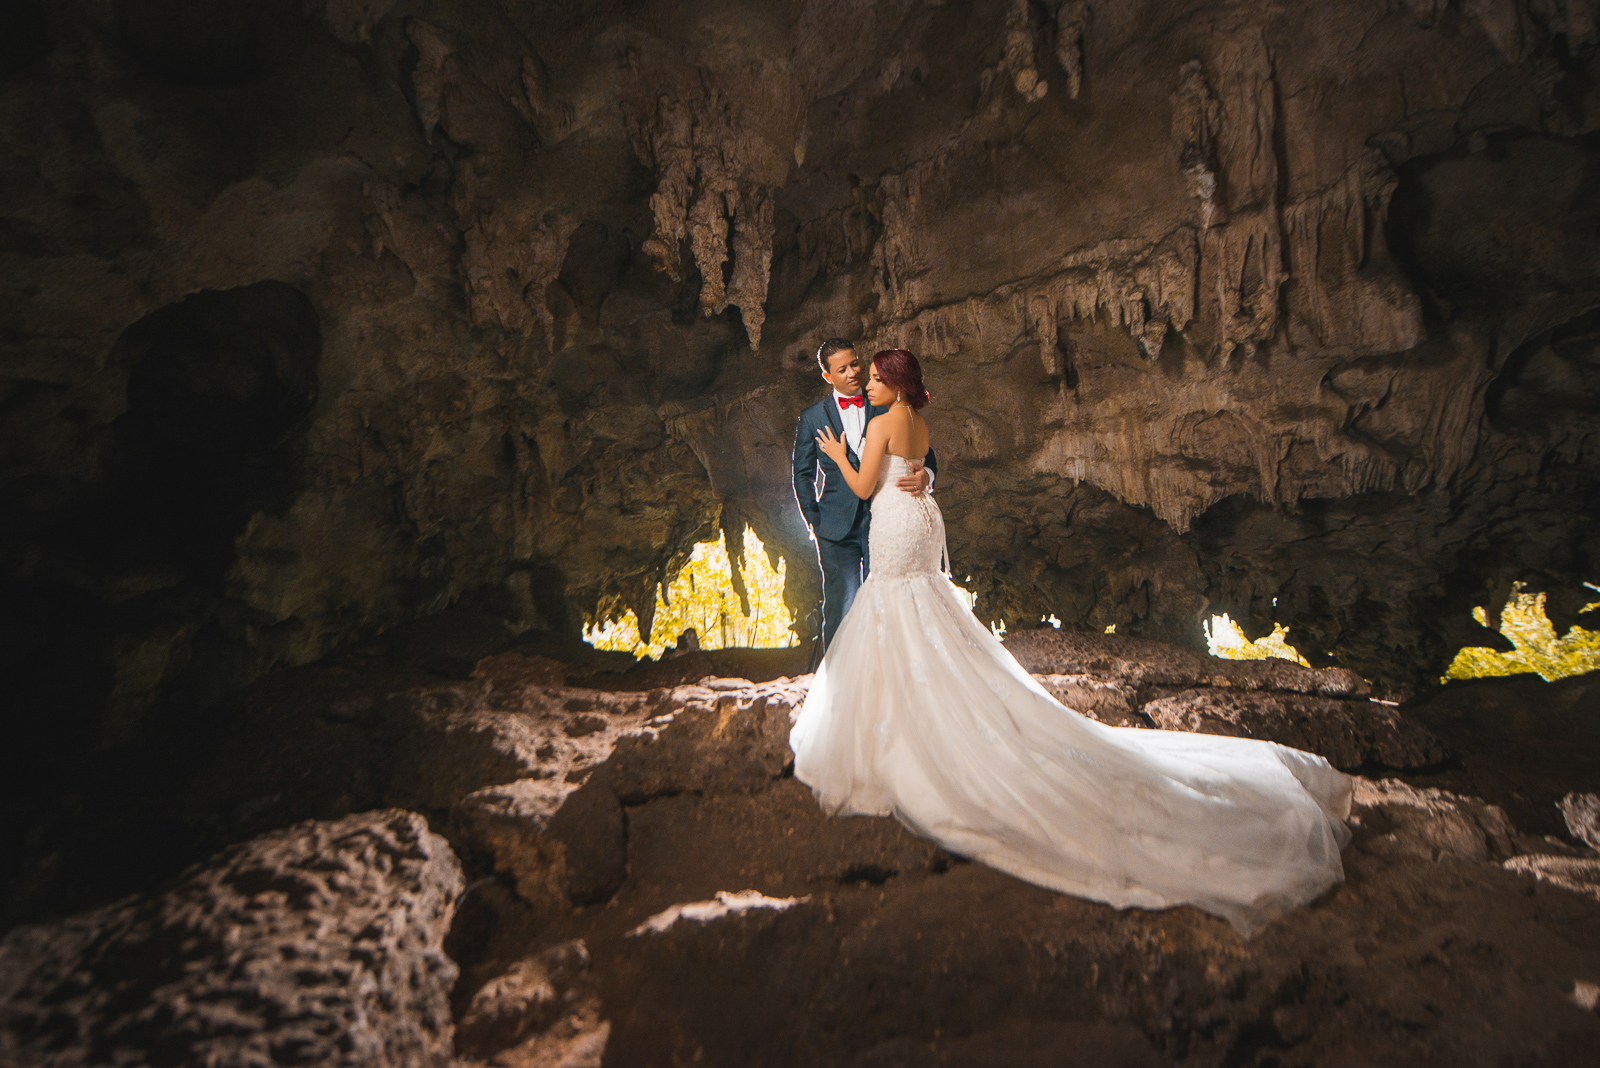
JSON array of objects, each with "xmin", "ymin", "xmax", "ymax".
[
  {"xmin": 454, "ymin": 939, "xmax": 602, "ymax": 1063},
  {"xmin": 1560, "ymin": 792, "xmax": 1600, "ymax": 852},
  {"xmin": 1141, "ymin": 690, "xmax": 1447, "ymax": 771},
  {"xmin": 3, "ymin": 641, "xmax": 1597, "ymax": 1067},
  {"xmin": 1347, "ymin": 777, "xmax": 1517, "ymax": 863},
  {"xmin": 1504, "ymin": 854, "xmax": 1600, "ymax": 902},
  {"xmin": 5, "ymin": 5, "xmax": 1600, "ymax": 841},
  {"xmin": 1401, "ymin": 670, "xmax": 1600, "ymax": 838},
  {"xmin": 0, "ymin": 810, "xmax": 462, "ymax": 1068},
  {"xmin": 1004, "ymin": 629, "xmax": 1370, "ymax": 696},
  {"xmin": 1008, "ymin": 628, "xmax": 1444, "ymax": 770}
]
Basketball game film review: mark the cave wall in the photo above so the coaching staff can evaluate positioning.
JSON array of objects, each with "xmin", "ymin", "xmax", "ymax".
[{"xmin": 3, "ymin": 0, "xmax": 1600, "ymax": 786}]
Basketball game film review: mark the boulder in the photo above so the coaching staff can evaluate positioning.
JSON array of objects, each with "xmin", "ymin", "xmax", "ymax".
[
  {"xmin": 1349, "ymin": 778, "xmax": 1517, "ymax": 863},
  {"xmin": 1003, "ymin": 630, "xmax": 1369, "ymax": 697},
  {"xmin": 1559, "ymin": 792, "xmax": 1600, "ymax": 851},
  {"xmin": 455, "ymin": 939, "xmax": 594, "ymax": 1055},
  {"xmin": 605, "ymin": 680, "xmax": 808, "ymax": 800},
  {"xmin": 1503, "ymin": 855, "xmax": 1600, "ymax": 902},
  {"xmin": 1141, "ymin": 690, "xmax": 1448, "ymax": 770},
  {"xmin": 1033, "ymin": 673, "xmax": 1146, "ymax": 727},
  {"xmin": 0, "ymin": 811, "xmax": 463, "ymax": 1068}
]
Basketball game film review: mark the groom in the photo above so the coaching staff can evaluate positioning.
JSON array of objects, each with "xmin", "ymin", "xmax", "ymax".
[{"xmin": 792, "ymin": 338, "xmax": 937, "ymax": 655}]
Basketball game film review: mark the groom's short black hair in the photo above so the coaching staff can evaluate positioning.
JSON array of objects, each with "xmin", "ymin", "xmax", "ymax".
[{"xmin": 816, "ymin": 337, "xmax": 855, "ymax": 372}]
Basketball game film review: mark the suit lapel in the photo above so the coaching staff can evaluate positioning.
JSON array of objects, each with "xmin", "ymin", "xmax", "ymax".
[
  {"xmin": 822, "ymin": 394, "xmax": 862, "ymax": 470},
  {"xmin": 823, "ymin": 394, "xmax": 845, "ymax": 438}
]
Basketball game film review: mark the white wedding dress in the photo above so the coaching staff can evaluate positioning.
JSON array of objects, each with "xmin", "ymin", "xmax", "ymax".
[{"xmin": 790, "ymin": 455, "xmax": 1353, "ymax": 934}]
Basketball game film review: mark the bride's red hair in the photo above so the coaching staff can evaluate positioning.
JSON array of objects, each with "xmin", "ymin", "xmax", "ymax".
[{"xmin": 871, "ymin": 348, "xmax": 932, "ymax": 409}]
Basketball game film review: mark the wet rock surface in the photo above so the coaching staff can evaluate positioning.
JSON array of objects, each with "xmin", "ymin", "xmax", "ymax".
[{"xmin": 3, "ymin": 634, "xmax": 1597, "ymax": 1066}]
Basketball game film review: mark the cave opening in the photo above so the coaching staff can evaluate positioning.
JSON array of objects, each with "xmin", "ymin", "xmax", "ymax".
[
  {"xmin": 1444, "ymin": 582, "xmax": 1600, "ymax": 682},
  {"xmin": 585, "ymin": 525, "xmax": 798, "ymax": 658},
  {"xmin": 1206, "ymin": 613, "xmax": 1311, "ymax": 666}
]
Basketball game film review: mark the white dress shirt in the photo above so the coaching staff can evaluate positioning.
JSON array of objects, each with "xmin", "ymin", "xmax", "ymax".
[{"xmin": 832, "ymin": 390, "xmax": 867, "ymax": 455}]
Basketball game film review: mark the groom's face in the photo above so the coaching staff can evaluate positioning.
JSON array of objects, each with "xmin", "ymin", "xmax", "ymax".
[{"xmin": 822, "ymin": 349, "xmax": 863, "ymax": 396}]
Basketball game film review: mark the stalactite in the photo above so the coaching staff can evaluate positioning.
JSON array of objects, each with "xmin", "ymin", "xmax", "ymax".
[
  {"xmin": 460, "ymin": 209, "xmax": 578, "ymax": 343},
  {"xmin": 405, "ymin": 19, "xmax": 452, "ymax": 144},
  {"xmin": 1203, "ymin": 208, "xmax": 1286, "ymax": 362},
  {"xmin": 688, "ymin": 164, "xmax": 735, "ymax": 313},
  {"xmin": 1282, "ymin": 152, "xmax": 1424, "ymax": 355},
  {"xmin": 727, "ymin": 186, "xmax": 775, "ymax": 352},
  {"xmin": 1053, "ymin": 1, "xmax": 1090, "ymax": 99},
  {"xmin": 1170, "ymin": 59, "xmax": 1223, "ymax": 230},
  {"xmin": 639, "ymin": 97, "xmax": 694, "ymax": 283},
  {"xmin": 634, "ymin": 95, "xmax": 776, "ymax": 351}
]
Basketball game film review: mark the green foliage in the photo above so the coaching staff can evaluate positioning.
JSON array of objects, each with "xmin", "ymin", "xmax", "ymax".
[
  {"xmin": 1206, "ymin": 613, "xmax": 1311, "ymax": 666},
  {"xmin": 586, "ymin": 527, "xmax": 797, "ymax": 658},
  {"xmin": 1444, "ymin": 584, "xmax": 1600, "ymax": 682}
]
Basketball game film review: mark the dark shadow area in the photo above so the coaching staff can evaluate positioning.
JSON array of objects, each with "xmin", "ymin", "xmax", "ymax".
[
  {"xmin": 0, "ymin": 281, "xmax": 320, "ymax": 929},
  {"xmin": 1401, "ymin": 671, "xmax": 1600, "ymax": 838},
  {"xmin": 115, "ymin": 0, "xmax": 310, "ymax": 86},
  {"xmin": 106, "ymin": 280, "xmax": 321, "ymax": 580},
  {"xmin": 1386, "ymin": 129, "xmax": 1600, "ymax": 323}
]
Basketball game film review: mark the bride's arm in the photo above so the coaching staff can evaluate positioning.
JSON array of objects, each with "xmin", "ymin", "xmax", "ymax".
[{"xmin": 816, "ymin": 420, "xmax": 889, "ymax": 499}]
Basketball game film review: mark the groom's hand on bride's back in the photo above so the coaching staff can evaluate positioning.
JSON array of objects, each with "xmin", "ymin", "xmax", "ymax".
[{"xmin": 895, "ymin": 462, "xmax": 930, "ymax": 496}]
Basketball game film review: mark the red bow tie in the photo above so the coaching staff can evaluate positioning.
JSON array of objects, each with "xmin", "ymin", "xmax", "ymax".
[{"xmin": 837, "ymin": 395, "xmax": 864, "ymax": 409}]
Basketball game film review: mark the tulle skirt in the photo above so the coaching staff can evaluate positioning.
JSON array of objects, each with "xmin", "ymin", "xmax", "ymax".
[{"xmin": 790, "ymin": 568, "xmax": 1352, "ymax": 935}]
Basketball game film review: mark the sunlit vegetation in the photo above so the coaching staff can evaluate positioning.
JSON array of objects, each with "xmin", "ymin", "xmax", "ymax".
[
  {"xmin": 1443, "ymin": 583, "xmax": 1600, "ymax": 682},
  {"xmin": 1205, "ymin": 613, "xmax": 1311, "ymax": 667},
  {"xmin": 585, "ymin": 526, "xmax": 797, "ymax": 659}
]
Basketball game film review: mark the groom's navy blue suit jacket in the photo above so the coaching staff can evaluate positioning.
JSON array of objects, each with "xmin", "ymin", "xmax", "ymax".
[{"xmin": 792, "ymin": 397, "xmax": 939, "ymax": 543}]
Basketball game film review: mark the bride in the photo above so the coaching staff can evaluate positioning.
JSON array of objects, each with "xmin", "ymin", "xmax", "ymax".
[{"xmin": 792, "ymin": 348, "xmax": 1352, "ymax": 935}]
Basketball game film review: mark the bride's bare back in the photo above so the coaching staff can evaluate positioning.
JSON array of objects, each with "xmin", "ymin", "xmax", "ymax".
[{"xmin": 880, "ymin": 405, "xmax": 929, "ymax": 463}]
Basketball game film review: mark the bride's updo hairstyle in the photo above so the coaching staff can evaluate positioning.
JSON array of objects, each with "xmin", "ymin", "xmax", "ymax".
[{"xmin": 871, "ymin": 348, "xmax": 932, "ymax": 409}]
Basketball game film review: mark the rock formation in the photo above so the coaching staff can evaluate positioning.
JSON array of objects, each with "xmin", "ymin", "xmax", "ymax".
[
  {"xmin": 4, "ymin": 632, "xmax": 1598, "ymax": 1066},
  {"xmin": 3, "ymin": 1, "xmax": 1600, "ymax": 1059},
  {"xmin": 0, "ymin": 810, "xmax": 462, "ymax": 1068}
]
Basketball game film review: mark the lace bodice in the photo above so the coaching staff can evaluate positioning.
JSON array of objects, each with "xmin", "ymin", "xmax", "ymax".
[{"xmin": 869, "ymin": 455, "xmax": 946, "ymax": 580}]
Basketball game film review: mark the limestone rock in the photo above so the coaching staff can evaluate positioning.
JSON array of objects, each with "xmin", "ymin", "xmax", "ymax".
[
  {"xmin": 606, "ymin": 679, "xmax": 808, "ymax": 800},
  {"xmin": 1559, "ymin": 791, "xmax": 1600, "ymax": 851},
  {"xmin": 545, "ymin": 773, "xmax": 629, "ymax": 905},
  {"xmin": 388, "ymin": 680, "xmax": 664, "ymax": 813},
  {"xmin": 1003, "ymin": 629, "xmax": 1369, "ymax": 697},
  {"xmin": 0, "ymin": 811, "xmax": 462, "ymax": 1068},
  {"xmin": 1141, "ymin": 689, "xmax": 1448, "ymax": 771},
  {"xmin": 1033, "ymin": 673, "xmax": 1145, "ymax": 727},
  {"xmin": 1349, "ymin": 777, "xmax": 1517, "ymax": 863},
  {"xmin": 452, "ymin": 778, "xmax": 572, "ymax": 912},
  {"xmin": 455, "ymin": 939, "xmax": 596, "ymax": 1057},
  {"xmin": 1503, "ymin": 854, "xmax": 1600, "ymax": 901}
]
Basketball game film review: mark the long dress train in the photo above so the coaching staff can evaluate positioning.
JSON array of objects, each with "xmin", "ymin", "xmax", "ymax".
[{"xmin": 789, "ymin": 456, "xmax": 1352, "ymax": 935}]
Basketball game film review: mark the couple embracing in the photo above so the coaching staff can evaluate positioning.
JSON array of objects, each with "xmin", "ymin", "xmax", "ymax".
[{"xmin": 785, "ymin": 337, "xmax": 1355, "ymax": 935}]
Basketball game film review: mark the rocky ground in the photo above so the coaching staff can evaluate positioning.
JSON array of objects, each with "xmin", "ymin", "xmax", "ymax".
[{"xmin": 3, "ymin": 629, "xmax": 1598, "ymax": 1067}]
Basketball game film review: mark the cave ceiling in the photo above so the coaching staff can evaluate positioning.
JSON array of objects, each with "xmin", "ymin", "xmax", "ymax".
[{"xmin": 3, "ymin": 0, "xmax": 1600, "ymax": 760}]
